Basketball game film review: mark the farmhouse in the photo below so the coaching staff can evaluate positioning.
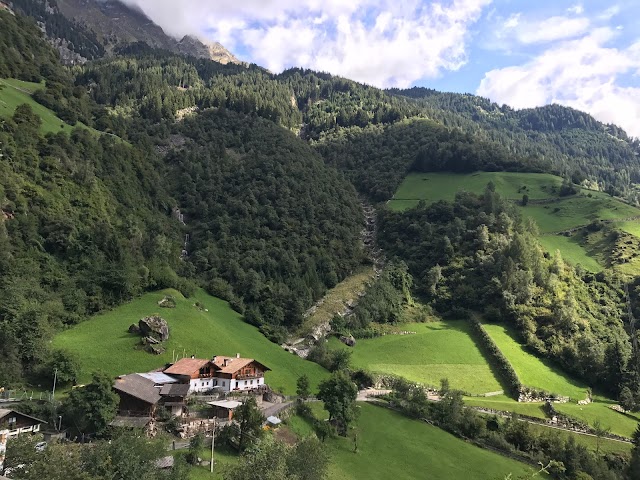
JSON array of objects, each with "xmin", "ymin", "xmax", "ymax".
[
  {"xmin": 0, "ymin": 409, "xmax": 46, "ymax": 437},
  {"xmin": 164, "ymin": 354, "xmax": 270, "ymax": 393}
]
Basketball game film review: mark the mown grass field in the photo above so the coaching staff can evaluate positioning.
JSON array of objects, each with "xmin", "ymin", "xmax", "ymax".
[
  {"xmin": 389, "ymin": 171, "xmax": 562, "ymax": 211},
  {"xmin": 305, "ymin": 402, "xmax": 536, "ymax": 480},
  {"xmin": 53, "ymin": 289, "xmax": 328, "ymax": 394},
  {"xmin": 520, "ymin": 192, "xmax": 640, "ymax": 234},
  {"xmin": 537, "ymin": 235, "xmax": 603, "ymax": 272},
  {"xmin": 328, "ymin": 321, "xmax": 504, "ymax": 394},
  {"xmin": 479, "ymin": 323, "xmax": 640, "ymax": 438},
  {"xmin": 555, "ymin": 399, "xmax": 640, "ymax": 439},
  {"xmin": 482, "ymin": 323, "xmax": 588, "ymax": 399},
  {"xmin": 0, "ymin": 78, "xmax": 80, "ymax": 134}
]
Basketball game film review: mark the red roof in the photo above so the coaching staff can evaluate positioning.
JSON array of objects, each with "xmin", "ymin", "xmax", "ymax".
[{"xmin": 164, "ymin": 357, "xmax": 209, "ymax": 376}]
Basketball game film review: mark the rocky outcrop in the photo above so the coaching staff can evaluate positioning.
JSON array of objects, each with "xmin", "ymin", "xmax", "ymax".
[
  {"xmin": 340, "ymin": 335, "xmax": 356, "ymax": 347},
  {"xmin": 138, "ymin": 315, "xmax": 169, "ymax": 342}
]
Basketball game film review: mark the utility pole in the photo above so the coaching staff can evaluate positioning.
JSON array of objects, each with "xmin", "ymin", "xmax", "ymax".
[
  {"xmin": 210, "ymin": 417, "xmax": 216, "ymax": 473},
  {"xmin": 51, "ymin": 368, "xmax": 58, "ymax": 401}
]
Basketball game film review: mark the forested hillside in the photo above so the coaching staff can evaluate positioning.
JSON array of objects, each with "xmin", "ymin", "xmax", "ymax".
[
  {"xmin": 391, "ymin": 87, "xmax": 640, "ymax": 199},
  {"xmin": 0, "ymin": 9, "xmax": 364, "ymax": 383},
  {"xmin": 166, "ymin": 110, "xmax": 364, "ymax": 341},
  {"xmin": 377, "ymin": 187, "xmax": 638, "ymax": 395}
]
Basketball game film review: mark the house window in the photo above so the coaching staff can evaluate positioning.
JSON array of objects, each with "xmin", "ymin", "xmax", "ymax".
[
  {"xmin": 222, "ymin": 381, "xmax": 225, "ymax": 387},
  {"xmin": 235, "ymin": 382, "xmax": 238, "ymax": 388},
  {"xmin": 8, "ymin": 417, "xmax": 16, "ymax": 425},
  {"xmin": 244, "ymin": 381, "xmax": 247, "ymax": 385},
  {"xmin": 250, "ymin": 380, "xmax": 253, "ymax": 385}
]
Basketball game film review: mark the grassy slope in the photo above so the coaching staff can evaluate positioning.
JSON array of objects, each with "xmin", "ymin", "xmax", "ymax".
[
  {"xmin": 0, "ymin": 78, "xmax": 81, "ymax": 134},
  {"xmin": 478, "ymin": 323, "xmax": 640, "ymax": 438},
  {"xmin": 537, "ymin": 235, "xmax": 603, "ymax": 272},
  {"xmin": 315, "ymin": 403, "xmax": 535, "ymax": 480},
  {"xmin": 389, "ymin": 171, "xmax": 640, "ymax": 272},
  {"xmin": 389, "ymin": 171, "xmax": 562, "ymax": 210},
  {"xmin": 53, "ymin": 289, "xmax": 328, "ymax": 394},
  {"xmin": 328, "ymin": 321, "xmax": 503, "ymax": 394},
  {"xmin": 482, "ymin": 323, "xmax": 588, "ymax": 399},
  {"xmin": 520, "ymin": 192, "xmax": 640, "ymax": 234}
]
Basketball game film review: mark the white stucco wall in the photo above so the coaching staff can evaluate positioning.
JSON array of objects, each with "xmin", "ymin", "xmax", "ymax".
[{"xmin": 188, "ymin": 375, "xmax": 265, "ymax": 393}]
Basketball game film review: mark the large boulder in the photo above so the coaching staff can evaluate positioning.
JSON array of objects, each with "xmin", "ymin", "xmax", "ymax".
[
  {"xmin": 340, "ymin": 335, "xmax": 356, "ymax": 347},
  {"xmin": 138, "ymin": 315, "xmax": 169, "ymax": 342}
]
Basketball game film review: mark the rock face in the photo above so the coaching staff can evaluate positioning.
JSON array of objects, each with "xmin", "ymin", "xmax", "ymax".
[
  {"xmin": 54, "ymin": 0, "xmax": 242, "ymax": 64},
  {"xmin": 138, "ymin": 315, "xmax": 169, "ymax": 342}
]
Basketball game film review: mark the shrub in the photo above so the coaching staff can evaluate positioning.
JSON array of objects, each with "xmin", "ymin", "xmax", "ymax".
[{"xmin": 469, "ymin": 319, "xmax": 522, "ymax": 397}]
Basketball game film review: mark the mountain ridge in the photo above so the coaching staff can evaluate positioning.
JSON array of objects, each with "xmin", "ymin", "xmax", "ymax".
[{"xmin": 11, "ymin": 0, "xmax": 241, "ymax": 64}]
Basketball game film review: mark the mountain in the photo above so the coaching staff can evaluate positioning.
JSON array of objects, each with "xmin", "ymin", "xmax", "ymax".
[{"xmin": 11, "ymin": 0, "xmax": 240, "ymax": 64}]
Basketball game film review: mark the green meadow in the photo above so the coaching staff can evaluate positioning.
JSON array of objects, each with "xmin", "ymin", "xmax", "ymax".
[
  {"xmin": 555, "ymin": 399, "xmax": 640, "ymax": 439},
  {"xmin": 537, "ymin": 234, "xmax": 603, "ymax": 272},
  {"xmin": 306, "ymin": 403, "xmax": 536, "ymax": 480},
  {"xmin": 482, "ymin": 323, "xmax": 588, "ymax": 399},
  {"xmin": 520, "ymin": 193, "xmax": 640, "ymax": 234},
  {"xmin": 389, "ymin": 171, "xmax": 640, "ymax": 273},
  {"xmin": 53, "ymin": 289, "xmax": 328, "ymax": 395},
  {"xmin": 478, "ymin": 323, "xmax": 640, "ymax": 438},
  {"xmin": 389, "ymin": 171, "xmax": 562, "ymax": 210},
  {"xmin": 328, "ymin": 320, "xmax": 503, "ymax": 394},
  {"xmin": 466, "ymin": 394, "xmax": 640, "ymax": 440},
  {"xmin": 0, "ymin": 78, "xmax": 81, "ymax": 134}
]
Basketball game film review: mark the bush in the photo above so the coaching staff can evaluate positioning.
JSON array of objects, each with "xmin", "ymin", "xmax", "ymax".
[{"xmin": 469, "ymin": 319, "xmax": 522, "ymax": 397}]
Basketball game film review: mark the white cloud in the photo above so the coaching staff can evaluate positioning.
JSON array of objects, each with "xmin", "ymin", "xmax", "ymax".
[
  {"xmin": 567, "ymin": 4, "xmax": 584, "ymax": 15},
  {"xmin": 477, "ymin": 28, "xmax": 640, "ymax": 138},
  {"xmin": 498, "ymin": 14, "xmax": 590, "ymax": 45},
  {"xmin": 118, "ymin": 0, "xmax": 491, "ymax": 88}
]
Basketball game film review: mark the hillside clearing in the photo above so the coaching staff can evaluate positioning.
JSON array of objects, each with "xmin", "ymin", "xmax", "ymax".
[
  {"xmin": 53, "ymin": 289, "xmax": 328, "ymax": 394},
  {"xmin": 389, "ymin": 171, "xmax": 562, "ymax": 210},
  {"xmin": 519, "ymin": 193, "xmax": 640, "ymax": 234},
  {"xmin": 0, "ymin": 78, "xmax": 82, "ymax": 134},
  {"xmin": 389, "ymin": 171, "xmax": 640, "ymax": 272},
  {"xmin": 538, "ymin": 235, "xmax": 603, "ymax": 272},
  {"xmin": 328, "ymin": 320, "xmax": 504, "ymax": 394}
]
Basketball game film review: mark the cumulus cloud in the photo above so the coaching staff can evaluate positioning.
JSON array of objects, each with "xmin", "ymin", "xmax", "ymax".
[
  {"xmin": 477, "ymin": 28, "xmax": 640, "ymax": 138},
  {"xmin": 117, "ymin": 0, "xmax": 491, "ymax": 88}
]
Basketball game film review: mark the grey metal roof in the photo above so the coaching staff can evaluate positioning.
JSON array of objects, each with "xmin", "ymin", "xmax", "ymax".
[
  {"xmin": 113, "ymin": 374, "xmax": 162, "ymax": 405},
  {"xmin": 137, "ymin": 372, "xmax": 178, "ymax": 385},
  {"xmin": 159, "ymin": 383, "xmax": 190, "ymax": 397}
]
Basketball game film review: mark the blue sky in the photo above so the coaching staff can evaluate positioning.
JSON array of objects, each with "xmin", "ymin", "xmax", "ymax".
[{"xmin": 122, "ymin": 0, "xmax": 640, "ymax": 137}]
